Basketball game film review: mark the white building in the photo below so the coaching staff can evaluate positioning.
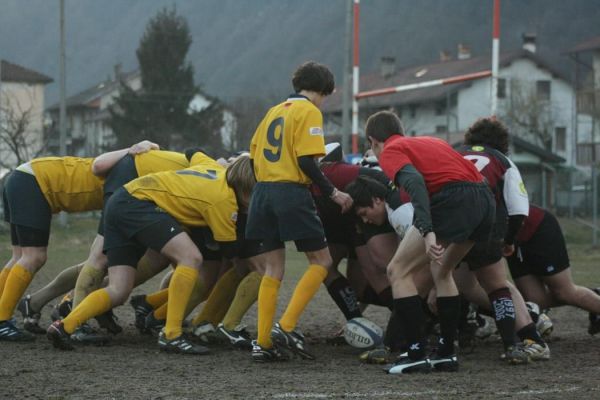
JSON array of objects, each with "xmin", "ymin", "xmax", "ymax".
[
  {"xmin": 46, "ymin": 65, "xmax": 236, "ymax": 156},
  {"xmin": 0, "ymin": 59, "xmax": 53, "ymax": 170},
  {"xmin": 323, "ymin": 37, "xmax": 581, "ymax": 208}
]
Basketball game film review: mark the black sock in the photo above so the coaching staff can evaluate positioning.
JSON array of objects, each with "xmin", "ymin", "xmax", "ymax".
[
  {"xmin": 517, "ymin": 323, "xmax": 545, "ymax": 345},
  {"xmin": 394, "ymin": 296, "xmax": 426, "ymax": 360},
  {"xmin": 436, "ymin": 295, "xmax": 461, "ymax": 356},
  {"xmin": 383, "ymin": 310, "xmax": 406, "ymax": 352},
  {"xmin": 326, "ymin": 276, "xmax": 361, "ymax": 320},
  {"xmin": 360, "ymin": 285, "xmax": 393, "ymax": 310},
  {"xmin": 489, "ymin": 287, "xmax": 517, "ymax": 348}
]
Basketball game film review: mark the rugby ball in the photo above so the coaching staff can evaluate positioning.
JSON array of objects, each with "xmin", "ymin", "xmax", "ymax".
[{"xmin": 344, "ymin": 317, "xmax": 384, "ymax": 349}]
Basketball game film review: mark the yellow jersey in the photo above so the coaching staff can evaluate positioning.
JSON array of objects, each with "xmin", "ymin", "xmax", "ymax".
[
  {"xmin": 28, "ymin": 157, "xmax": 104, "ymax": 213},
  {"xmin": 134, "ymin": 150, "xmax": 189, "ymax": 176},
  {"xmin": 124, "ymin": 157, "xmax": 238, "ymax": 242},
  {"xmin": 250, "ymin": 95, "xmax": 326, "ymax": 184}
]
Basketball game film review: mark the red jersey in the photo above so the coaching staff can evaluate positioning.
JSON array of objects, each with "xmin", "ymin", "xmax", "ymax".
[
  {"xmin": 379, "ymin": 135, "xmax": 483, "ymax": 195},
  {"xmin": 516, "ymin": 205, "xmax": 546, "ymax": 243}
]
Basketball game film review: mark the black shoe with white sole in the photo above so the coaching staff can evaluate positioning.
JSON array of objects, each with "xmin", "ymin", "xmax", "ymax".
[
  {"xmin": 217, "ymin": 323, "xmax": 253, "ymax": 350},
  {"xmin": 386, "ymin": 354, "xmax": 432, "ymax": 374},
  {"xmin": 271, "ymin": 322, "xmax": 314, "ymax": 360},
  {"xmin": 429, "ymin": 352, "xmax": 459, "ymax": 372},
  {"xmin": 158, "ymin": 331, "xmax": 210, "ymax": 355},
  {"xmin": 251, "ymin": 340, "xmax": 289, "ymax": 362},
  {"xmin": 0, "ymin": 319, "xmax": 36, "ymax": 342}
]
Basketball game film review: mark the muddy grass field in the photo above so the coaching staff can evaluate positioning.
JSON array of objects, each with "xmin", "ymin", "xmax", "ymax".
[{"xmin": 0, "ymin": 217, "xmax": 599, "ymax": 399}]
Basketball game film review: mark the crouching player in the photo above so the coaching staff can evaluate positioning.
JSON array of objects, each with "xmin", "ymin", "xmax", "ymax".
[
  {"xmin": 364, "ymin": 110, "xmax": 495, "ymax": 374},
  {"xmin": 47, "ymin": 154, "xmax": 255, "ymax": 354},
  {"xmin": 508, "ymin": 205, "xmax": 600, "ymax": 336}
]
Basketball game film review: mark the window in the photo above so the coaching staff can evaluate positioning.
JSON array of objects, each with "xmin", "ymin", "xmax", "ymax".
[
  {"xmin": 536, "ymin": 80, "xmax": 551, "ymax": 101},
  {"xmin": 497, "ymin": 78, "xmax": 506, "ymax": 99},
  {"xmin": 435, "ymin": 125, "xmax": 447, "ymax": 134},
  {"xmin": 555, "ymin": 127, "xmax": 566, "ymax": 152}
]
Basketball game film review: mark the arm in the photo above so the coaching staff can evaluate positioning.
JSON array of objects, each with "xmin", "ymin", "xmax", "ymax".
[
  {"xmin": 502, "ymin": 158, "xmax": 529, "ymax": 255},
  {"xmin": 298, "ymin": 155, "xmax": 353, "ymax": 212},
  {"xmin": 394, "ymin": 164, "xmax": 443, "ymax": 262},
  {"xmin": 92, "ymin": 140, "xmax": 159, "ymax": 176}
]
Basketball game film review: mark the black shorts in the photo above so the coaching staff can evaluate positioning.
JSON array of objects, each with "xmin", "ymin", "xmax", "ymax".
[
  {"xmin": 246, "ymin": 182, "xmax": 327, "ymax": 252},
  {"xmin": 235, "ymin": 213, "xmax": 284, "ymax": 259},
  {"xmin": 315, "ymin": 197, "xmax": 365, "ymax": 248},
  {"xmin": 103, "ymin": 188, "xmax": 184, "ymax": 267},
  {"xmin": 507, "ymin": 212, "xmax": 569, "ymax": 279},
  {"xmin": 431, "ymin": 182, "xmax": 495, "ymax": 243},
  {"xmin": 98, "ymin": 155, "xmax": 139, "ymax": 236},
  {"xmin": 4, "ymin": 170, "xmax": 52, "ymax": 247},
  {"xmin": 463, "ymin": 205, "xmax": 507, "ymax": 269},
  {"xmin": 188, "ymin": 227, "xmax": 222, "ymax": 261}
]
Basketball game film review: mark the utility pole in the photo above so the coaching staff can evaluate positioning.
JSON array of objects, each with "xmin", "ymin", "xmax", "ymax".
[
  {"xmin": 59, "ymin": 0, "xmax": 67, "ymax": 157},
  {"xmin": 340, "ymin": 0, "xmax": 352, "ymax": 154}
]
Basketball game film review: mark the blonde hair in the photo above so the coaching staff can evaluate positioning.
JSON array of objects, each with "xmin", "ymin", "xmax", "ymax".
[{"xmin": 226, "ymin": 155, "xmax": 256, "ymax": 209}]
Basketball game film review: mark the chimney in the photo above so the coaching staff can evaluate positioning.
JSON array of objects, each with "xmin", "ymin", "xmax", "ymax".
[
  {"xmin": 114, "ymin": 63, "xmax": 123, "ymax": 81},
  {"xmin": 522, "ymin": 33, "xmax": 537, "ymax": 53},
  {"xmin": 440, "ymin": 50, "xmax": 452, "ymax": 62},
  {"xmin": 380, "ymin": 56, "xmax": 396, "ymax": 79},
  {"xmin": 457, "ymin": 43, "xmax": 471, "ymax": 60}
]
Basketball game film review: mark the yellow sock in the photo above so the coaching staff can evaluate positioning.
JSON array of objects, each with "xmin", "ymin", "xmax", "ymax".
[
  {"xmin": 145, "ymin": 288, "xmax": 169, "ymax": 309},
  {"xmin": 191, "ymin": 268, "xmax": 242, "ymax": 327},
  {"xmin": 164, "ymin": 265, "xmax": 198, "ymax": 340},
  {"xmin": 152, "ymin": 277, "xmax": 207, "ymax": 321},
  {"xmin": 257, "ymin": 275, "xmax": 280, "ymax": 349},
  {"xmin": 279, "ymin": 264, "xmax": 327, "ymax": 333},
  {"xmin": 0, "ymin": 264, "xmax": 33, "ymax": 321},
  {"xmin": 73, "ymin": 263, "xmax": 105, "ymax": 308},
  {"xmin": 153, "ymin": 303, "xmax": 167, "ymax": 320},
  {"xmin": 0, "ymin": 267, "xmax": 11, "ymax": 298},
  {"xmin": 223, "ymin": 272, "xmax": 261, "ymax": 330},
  {"xmin": 63, "ymin": 288, "xmax": 112, "ymax": 334}
]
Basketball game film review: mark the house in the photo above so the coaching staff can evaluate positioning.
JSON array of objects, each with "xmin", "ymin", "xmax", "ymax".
[
  {"xmin": 0, "ymin": 59, "xmax": 53, "ymax": 170},
  {"xmin": 46, "ymin": 65, "xmax": 236, "ymax": 156},
  {"xmin": 323, "ymin": 36, "xmax": 579, "ymax": 208}
]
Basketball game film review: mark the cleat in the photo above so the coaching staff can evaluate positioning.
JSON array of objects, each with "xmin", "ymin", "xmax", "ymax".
[
  {"xmin": 536, "ymin": 313, "xmax": 553, "ymax": 339},
  {"xmin": 359, "ymin": 346, "xmax": 392, "ymax": 364},
  {"xmin": 386, "ymin": 354, "xmax": 432, "ymax": 374},
  {"xmin": 70, "ymin": 323, "xmax": 112, "ymax": 346},
  {"xmin": 0, "ymin": 319, "xmax": 36, "ymax": 342},
  {"xmin": 271, "ymin": 322, "xmax": 314, "ymax": 360},
  {"xmin": 217, "ymin": 323, "xmax": 253, "ymax": 350},
  {"xmin": 158, "ymin": 330, "xmax": 210, "ymax": 355},
  {"xmin": 193, "ymin": 321, "xmax": 217, "ymax": 344},
  {"xmin": 522, "ymin": 339, "xmax": 550, "ymax": 361},
  {"xmin": 144, "ymin": 312, "xmax": 165, "ymax": 337},
  {"xmin": 46, "ymin": 321, "xmax": 74, "ymax": 350},
  {"xmin": 129, "ymin": 295, "xmax": 153, "ymax": 334},
  {"xmin": 429, "ymin": 352, "xmax": 459, "ymax": 372},
  {"xmin": 17, "ymin": 295, "xmax": 46, "ymax": 334},
  {"xmin": 474, "ymin": 315, "xmax": 495, "ymax": 339},
  {"xmin": 95, "ymin": 309, "xmax": 123, "ymax": 335},
  {"xmin": 503, "ymin": 344, "xmax": 531, "ymax": 365},
  {"xmin": 251, "ymin": 340, "xmax": 289, "ymax": 362},
  {"xmin": 51, "ymin": 298, "xmax": 72, "ymax": 322}
]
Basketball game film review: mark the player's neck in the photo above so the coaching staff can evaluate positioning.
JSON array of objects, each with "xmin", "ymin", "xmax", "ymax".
[{"xmin": 298, "ymin": 90, "xmax": 324, "ymax": 108}]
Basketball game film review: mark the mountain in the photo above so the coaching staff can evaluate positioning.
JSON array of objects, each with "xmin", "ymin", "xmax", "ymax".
[{"xmin": 1, "ymin": 0, "xmax": 599, "ymax": 105}]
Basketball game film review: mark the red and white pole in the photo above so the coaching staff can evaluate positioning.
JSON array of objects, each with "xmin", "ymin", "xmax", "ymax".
[
  {"xmin": 491, "ymin": 0, "xmax": 500, "ymax": 116},
  {"xmin": 351, "ymin": 0, "xmax": 360, "ymax": 154}
]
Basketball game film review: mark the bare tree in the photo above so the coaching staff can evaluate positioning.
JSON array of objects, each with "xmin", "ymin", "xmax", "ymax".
[
  {"xmin": 502, "ymin": 79, "xmax": 556, "ymax": 150},
  {"xmin": 0, "ymin": 92, "xmax": 47, "ymax": 170}
]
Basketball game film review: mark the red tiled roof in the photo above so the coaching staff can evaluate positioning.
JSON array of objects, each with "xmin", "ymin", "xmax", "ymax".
[
  {"xmin": 0, "ymin": 59, "xmax": 53, "ymax": 84},
  {"xmin": 566, "ymin": 36, "xmax": 600, "ymax": 54}
]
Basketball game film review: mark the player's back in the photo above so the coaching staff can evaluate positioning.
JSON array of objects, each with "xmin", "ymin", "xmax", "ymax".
[
  {"xmin": 134, "ymin": 150, "xmax": 189, "ymax": 176},
  {"xmin": 250, "ymin": 95, "xmax": 325, "ymax": 184}
]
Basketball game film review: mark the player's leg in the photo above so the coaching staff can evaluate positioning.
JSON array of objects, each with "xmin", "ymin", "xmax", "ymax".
[{"xmin": 72, "ymin": 234, "xmax": 107, "ymax": 309}]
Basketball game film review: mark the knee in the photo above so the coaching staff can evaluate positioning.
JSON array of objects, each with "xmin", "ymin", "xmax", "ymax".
[
  {"xmin": 178, "ymin": 251, "xmax": 203, "ymax": 269},
  {"xmin": 105, "ymin": 285, "xmax": 132, "ymax": 306},
  {"xmin": 22, "ymin": 250, "xmax": 47, "ymax": 270}
]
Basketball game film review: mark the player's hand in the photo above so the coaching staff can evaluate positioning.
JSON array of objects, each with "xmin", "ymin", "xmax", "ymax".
[
  {"xmin": 129, "ymin": 140, "xmax": 160, "ymax": 155},
  {"xmin": 502, "ymin": 243, "xmax": 515, "ymax": 257},
  {"xmin": 331, "ymin": 189, "xmax": 353, "ymax": 213},
  {"xmin": 424, "ymin": 232, "xmax": 444, "ymax": 264}
]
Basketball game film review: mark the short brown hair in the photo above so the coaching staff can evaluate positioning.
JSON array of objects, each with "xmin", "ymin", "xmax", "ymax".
[
  {"xmin": 226, "ymin": 155, "xmax": 256, "ymax": 208},
  {"xmin": 464, "ymin": 118, "xmax": 510, "ymax": 155},
  {"xmin": 365, "ymin": 110, "xmax": 404, "ymax": 142},
  {"xmin": 292, "ymin": 61, "xmax": 335, "ymax": 96}
]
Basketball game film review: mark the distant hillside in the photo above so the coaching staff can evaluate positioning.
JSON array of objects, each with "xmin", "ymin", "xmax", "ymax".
[{"xmin": 1, "ymin": 0, "xmax": 599, "ymax": 105}]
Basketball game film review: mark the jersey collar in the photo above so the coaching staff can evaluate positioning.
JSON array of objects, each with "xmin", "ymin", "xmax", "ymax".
[{"xmin": 286, "ymin": 94, "xmax": 310, "ymax": 101}]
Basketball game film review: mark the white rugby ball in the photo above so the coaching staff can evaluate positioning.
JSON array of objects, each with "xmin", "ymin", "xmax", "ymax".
[{"xmin": 344, "ymin": 317, "xmax": 384, "ymax": 349}]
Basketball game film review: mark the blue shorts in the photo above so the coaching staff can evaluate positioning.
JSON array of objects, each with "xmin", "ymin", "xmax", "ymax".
[{"xmin": 245, "ymin": 182, "xmax": 327, "ymax": 252}]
